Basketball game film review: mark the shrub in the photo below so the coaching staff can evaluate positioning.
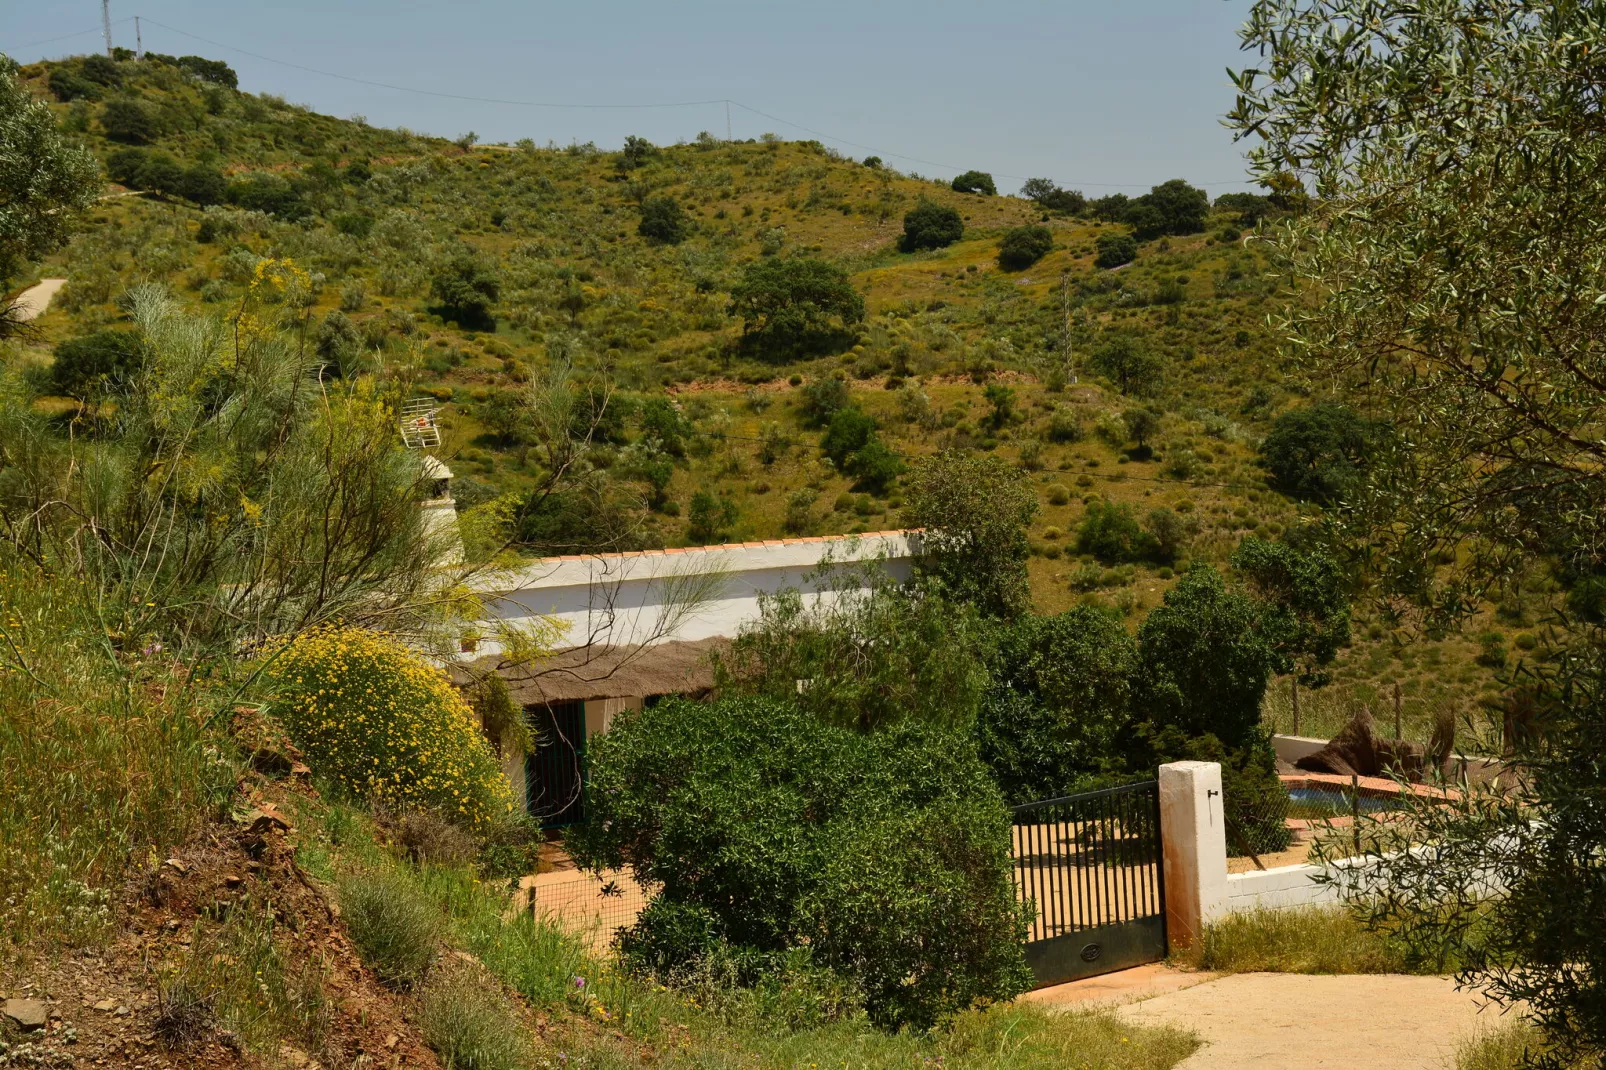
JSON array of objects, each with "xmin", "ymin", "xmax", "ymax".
[
  {"xmin": 430, "ymin": 250, "xmax": 502, "ymax": 328},
  {"xmin": 1020, "ymin": 178, "xmax": 1086, "ymax": 214},
  {"xmin": 844, "ymin": 438, "xmax": 904, "ymax": 495},
  {"xmin": 176, "ymin": 55, "xmax": 238, "ymax": 88},
  {"xmin": 568, "ymin": 697, "xmax": 1031, "ymax": 1030},
  {"xmin": 638, "ymin": 196, "xmax": 688, "ymax": 244},
  {"xmin": 178, "ymin": 165, "xmax": 226, "ymax": 206},
  {"xmin": 263, "ymin": 626, "xmax": 514, "ymax": 832},
  {"xmin": 821, "ymin": 407, "xmax": 877, "ymax": 469},
  {"xmin": 1260, "ymin": 401, "xmax": 1377, "ymax": 503},
  {"xmin": 1089, "ymin": 332, "xmax": 1163, "ymax": 396},
  {"xmin": 332, "ymin": 212, "xmax": 375, "ymax": 239},
  {"xmin": 136, "ymin": 153, "xmax": 185, "ymax": 197},
  {"xmin": 799, "ymin": 375, "xmax": 851, "ymax": 427},
  {"xmin": 50, "ymin": 329, "xmax": 145, "ymax": 398},
  {"xmin": 1046, "ymin": 407, "xmax": 1083, "ymax": 443},
  {"xmin": 416, "ymin": 964, "xmax": 531, "ymax": 1070},
  {"xmin": 106, "ymin": 146, "xmax": 148, "ymax": 186},
  {"xmin": 997, "ymin": 225, "xmax": 1053, "ymax": 270},
  {"xmin": 951, "ymin": 170, "xmax": 997, "ymax": 195},
  {"xmin": 48, "ymin": 67, "xmax": 100, "ymax": 102},
  {"xmin": 1076, "ymin": 500, "xmax": 1157, "ymax": 563},
  {"xmin": 1093, "ymin": 232, "xmax": 1137, "ymax": 268},
  {"xmin": 901, "ymin": 200, "xmax": 964, "ymax": 251},
  {"xmin": 727, "ymin": 257, "xmax": 864, "ymax": 359},
  {"xmin": 1127, "ymin": 179, "xmax": 1211, "ymax": 240},
  {"xmin": 337, "ymin": 867, "xmax": 442, "ymax": 988},
  {"xmin": 904, "ymin": 451, "xmax": 1040, "ymax": 619},
  {"xmin": 226, "ymin": 175, "xmax": 309, "ymax": 220},
  {"xmin": 101, "ymin": 97, "xmax": 158, "ymax": 143}
]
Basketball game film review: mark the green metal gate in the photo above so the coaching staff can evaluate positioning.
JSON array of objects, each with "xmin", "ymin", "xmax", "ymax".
[
  {"xmin": 1010, "ymin": 781, "xmax": 1167, "ymax": 987},
  {"xmin": 526, "ymin": 701, "xmax": 586, "ymax": 828}
]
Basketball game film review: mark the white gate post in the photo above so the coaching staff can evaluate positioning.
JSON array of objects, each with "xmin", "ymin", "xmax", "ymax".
[{"xmin": 1158, "ymin": 760, "xmax": 1228, "ymax": 951}]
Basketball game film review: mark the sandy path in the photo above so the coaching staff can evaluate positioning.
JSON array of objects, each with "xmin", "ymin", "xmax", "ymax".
[
  {"xmin": 9, "ymin": 278, "xmax": 67, "ymax": 322},
  {"xmin": 1114, "ymin": 972, "xmax": 1507, "ymax": 1069}
]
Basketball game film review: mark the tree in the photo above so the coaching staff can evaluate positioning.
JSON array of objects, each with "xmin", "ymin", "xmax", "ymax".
[
  {"xmin": 226, "ymin": 175, "xmax": 309, "ymax": 220},
  {"xmin": 1134, "ymin": 565, "xmax": 1281, "ymax": 749},
  {"xmin": 1076, "ymin": 500, "xmax": 1158, "ymax": 564},
  {"xmin": 0, "ymin": 58, "xmax": 99, "ymax": 302},
  {"xmin": 1020, "ymin": 178, "xmax": 1086, "ymax": 214},
  {"xmin": 176, "ymin": 55, "xmax": 238, "ymax": 88},
  {"xmin": 716, "ymin": 577, "xmax": 990, "ymax": 734},
  {"xmin": 903, "ymin": 451, "xmax": 1039, "ymax": 618},
  {"xmin": 430, "ymin": 249, "xmax": 501, "ymax": 327},
  {"xmin": 135, "ymin": 153, "xmax": 184, "ymax": 197},
  {"xmin": 900, "ymin": 200, "xmax": 964, "ymax": 251},
  {"xmin": 1122, "ymin": 407, "xmax": 1161, "ymax": 455},
  {"xmin": 979, "ymin": 607, "xmax": 1140, "ymax": 801},
  {"xmin": 1230, "ymin": 12, "xmax": 1606, "ymax": 1043},
  {"xmin": 726, "ymin": 257, "xmax": 864, "ymax": 359},
  {"xmin": 1093, "ymin": 232, "xmax": 1137, "ymax": 269},
  {"xmin": 637, "ymin": 196, "xmax": 687, "ymax": 245},
  {"xmin": 1215, "ymin": 191, "xmax": 1270, "ymax": 224},
  {"xmin": 178, "ymin": 164, "xmax": 226, "ymax": 206},
  {"xmin": 1128, "ymin": 179, "xmax": 1211, "ymax": 239},
  {"xmin": 686, "ymin": 490, "xmax": 737, "ymax": 544},
  {"xmin": 50, "ymin": 330, "xmax": 145, "ymax": 398},
  {"xmin": 100, "ymin": 97, "xmax": 158, "ymax": 144},
  {"xmin": 821, "ymin": 407, "xmax": 876, "ymax": 469},
  {"xmin": 996, "ymin": 225, "xmax": 1053, "ymax": 270},
  {"xmin": 799, "ymin": 375, "xmax": 851, "ymax": 427},
  {"xmin": 1259, "ymin": 402, "xmax": 1374, "ymax": 504},
  {"xmin": 1089, "ymin": 332, "xmax": 1162, "ymax": 395},
  {"xmin": 1230, "ymin": 537, "xmax": 1350, "ymax": 684},
  {"xmin": 951, "ymin": 170, "xmax": 997, "ymax": 195},
  {"xmin": 843, "ymin": 438, "xmax": 903, "ymax": 494},
  {"xmin": 982, "ymin": 383, "xmax": 1014, "ymax": 431},
  {"xmin": 567, "ymin": 696, "xmax": 1031, "ymax": 1031},
  {"xmin": 1145, "ymin": 507, "xmax": 1193, "ymax": 565},
  {"xmin": 618, "ymin": 134, "xmax": 656, "ymax": 170}
]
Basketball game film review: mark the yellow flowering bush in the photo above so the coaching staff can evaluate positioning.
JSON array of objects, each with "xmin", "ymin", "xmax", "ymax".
[{"xmin": 265, "ymin": 626, "xmax": 514, "ymax": 832}]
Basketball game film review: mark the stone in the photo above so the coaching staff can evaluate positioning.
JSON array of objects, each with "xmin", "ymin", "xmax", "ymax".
[
  {"xmin": 1, "ymin": 997, "xmax": 48, "ymax": 1031},
  {"xmin": 92, "ymin": 999, "xmax": 116, "ymax": 1012}
]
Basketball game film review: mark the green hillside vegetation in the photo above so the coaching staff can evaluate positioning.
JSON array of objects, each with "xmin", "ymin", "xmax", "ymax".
[{"xmin": 5, "ymin": 51, "xmax": 1536, "ymax": 731}]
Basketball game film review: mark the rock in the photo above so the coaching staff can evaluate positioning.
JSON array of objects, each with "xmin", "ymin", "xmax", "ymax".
[
  {"xmin": 163, "ymin": 857, "xmax": 188, "ymax": 875},
  {"xmin": 92, "ymin": 999, "xmax": 116, "ymax": 1012},
  {"xmin": 235, "ymin": 803, "xmax": 291, "ymax": 836},
  {"xmin": 223, "ymin": 874, "xmax": 244, "ymax": 888},
  {"xmin": 115, "ymin": 1005, "xmax": 130, "ymax": 1017},
  {"xmin": 384, "ymin": 1033, "xmax": 400, "ymax": 1049},
  {"xmin": 2, "ymin": 997, "xmax": 49, "ymax": 1031}
]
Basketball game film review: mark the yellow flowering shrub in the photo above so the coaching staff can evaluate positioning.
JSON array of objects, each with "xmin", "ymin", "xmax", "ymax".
[{"xmin": 265, "ymin": 626, "xmax": 514, "ymax": 832}]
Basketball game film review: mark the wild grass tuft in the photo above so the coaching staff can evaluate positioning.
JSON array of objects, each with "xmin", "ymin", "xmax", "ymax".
[
  {"xmin": 0, "ymin": 559, "xmax": 236, "ymax": 951},
  {"xmin": 416, "ymin": 962, "xmax": 532, "ymax": 1070},
  {"xmin": 338, "ymin": 867, "xmax": 443, "ymax": 988},
  {"xmin": 1182, "ymin": 906, "xmax": 1418, "ymax": 975}
]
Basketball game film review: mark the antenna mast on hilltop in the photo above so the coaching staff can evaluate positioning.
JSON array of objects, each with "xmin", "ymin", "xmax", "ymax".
[{"xmin": 101, "ymin": 0, "xmax": 114, "ymax": 57}]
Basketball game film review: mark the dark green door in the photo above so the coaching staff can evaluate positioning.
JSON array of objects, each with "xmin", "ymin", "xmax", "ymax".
[{"xmin": 526, "ymin": 701, "xmax": 586, "ymax": 828}]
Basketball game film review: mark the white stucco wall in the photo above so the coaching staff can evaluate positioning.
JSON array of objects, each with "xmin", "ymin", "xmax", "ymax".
[{"xmin": 468, "ymin": 530, "xmax": 917, "ymax": 657}]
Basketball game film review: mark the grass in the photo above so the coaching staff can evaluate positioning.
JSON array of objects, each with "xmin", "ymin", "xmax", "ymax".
[
  {"xmin": 337, "ymin": 866, "xmax": 444, "ymax": 988},
  {"xmin": 1179, "ymin": 906, "xmax": 1421, "ymax": 975},
  {"xmin": 416, "ymin": 962, "xmax": 533, "ymax": 1070},
  {"xmin": 0, "ymin": 556, "xmax": 236, "ymax": 953},
  {"xmin": 303, "ymin": 798, "xmax": 1198, "ymax": 1070}
]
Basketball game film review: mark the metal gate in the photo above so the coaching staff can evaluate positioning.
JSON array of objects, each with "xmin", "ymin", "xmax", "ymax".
[
  {"xmin": 1011, "ymin": 781, "xmax": 1166, "ymax": 987},
  {"xmin": 526, "ymin": 701, "xmax": 586, "ymax": 828}
]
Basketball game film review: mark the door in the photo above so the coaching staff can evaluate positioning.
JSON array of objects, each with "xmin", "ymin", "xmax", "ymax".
[
  {"xmin": 1010, "ymin": 780, "xmax": 1167, "ymax": 987},
  {"xmin": 526, "ymin": 701, "xmax": 586, "ymax": 828}
]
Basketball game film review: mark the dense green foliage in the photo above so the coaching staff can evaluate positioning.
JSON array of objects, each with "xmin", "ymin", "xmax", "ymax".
[
  {"xmin": 904, "ymin": 451, "xmax": 1038, "ymax": 618},
  {"xmin": 1093, "ymin": 232, "xmax": 1137, "ymax": 269},
  {"xmin": 901, "ymin": 200, "xmax": 965, "ymax": 250},
  {"xmin": 0, "ymin": 57, "xmax": 99, "ymax": 291},
  {"xmin": 430, "ymin": 249, "xmax": 502, "ymax": 328},
  {"xmin": 638, "ymin": 196, "xmax": 688, "ymax": 245},
  {"xmin": 569, "ymin": 696, "xmax": 1032, "ymax": 1030},
  {"xmin": 1259, "ymin": 402, "xmax": 1373, "ymax": 504},
  {"xmin": 727, "ymin": 257, "xmax": 865, "ymax": 359},
  {"xmin": 997, "ymin": 225, "xmax": 1054, "ymax": 270},
  {"xmin": 49, "ymin": 327, "xmax": 144, "ymax": 397},
  {"xmin": 1234, "ymin": 2, "xmax": 1606, "ymax": 1057},
  {"xmin": 1089, "ymin": 331, "xmax": 1162, "ymax": 395},
  {"xmin": 950, "ymin": 170, "xmax": 997, "ymax": 196}
]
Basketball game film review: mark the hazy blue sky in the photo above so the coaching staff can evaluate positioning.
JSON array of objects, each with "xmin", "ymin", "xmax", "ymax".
[{"xmin": 8, "ymin": 1, "xmax": 1261, "ymax": 195}]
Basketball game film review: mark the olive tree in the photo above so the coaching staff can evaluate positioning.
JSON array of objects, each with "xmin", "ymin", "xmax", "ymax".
[
  {"xmin": 1232, "ymin": 3, "xmax": 1606, "ymax": 1058},
  {"xmin": 0, "ymin": 57, "xmax": 99, "ymax": 317},
  {"xmin": 903, "ymin": 451, "xmax": 1038, "ymax": 618}
]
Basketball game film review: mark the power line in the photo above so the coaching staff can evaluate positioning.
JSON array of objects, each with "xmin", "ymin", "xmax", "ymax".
[
  {"xmin": 137, "ymin": 18, "xmax": 727, "ymax": 109},
  {"xmin": 7, "ymin": 20, "xmax": 132, "ymax": 52},
  {"xmin": 56, "ymin": 16, "xmax": 1249, "ymax": 192}
]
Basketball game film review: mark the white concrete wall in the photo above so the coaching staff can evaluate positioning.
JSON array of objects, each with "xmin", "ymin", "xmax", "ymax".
[
  {"xmin": 1225, "ymin": 862, "xmax": 1344, "ymax": 911},
  {"xmin": 469, "ymin": 531, "xmax": 916, "ymax": 656}
]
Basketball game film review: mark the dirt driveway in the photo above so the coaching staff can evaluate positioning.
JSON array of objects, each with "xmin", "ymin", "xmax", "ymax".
[
  {"xmin": 1112, "ymin": 972, "xmax": 1507, "ymax": 1069},
  {"xmin": 8, "ymin": 278, "xmax": 66, "ymax": 322}
]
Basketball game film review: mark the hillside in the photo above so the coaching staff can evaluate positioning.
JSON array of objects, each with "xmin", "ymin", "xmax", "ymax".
[{"xmin": 6, "ymin": 51, "xmax": 1531, "ymax": 733}]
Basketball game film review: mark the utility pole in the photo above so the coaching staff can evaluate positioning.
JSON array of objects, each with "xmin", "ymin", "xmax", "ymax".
[
  {"xmin": 725, "ymin": 100, "xmax": 732, "ymax": 142},
  {"xmin": 135, "ymin": 15, "xmax": 143, "ymax": 60},
  {"xmin": 102, "ymin": 0, "xmax": 114, "ymax": 57}
]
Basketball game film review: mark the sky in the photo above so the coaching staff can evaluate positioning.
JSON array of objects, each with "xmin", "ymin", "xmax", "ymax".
[{"xmin": 6, "ymin": 1, "xmax": 1262, "ymax": 195}]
